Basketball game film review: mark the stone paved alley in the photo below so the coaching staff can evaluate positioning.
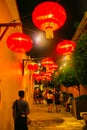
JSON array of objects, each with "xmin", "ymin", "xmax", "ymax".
[{"xmin": 28, "ymin": 104, "xmax": 86, "ymax": 130}]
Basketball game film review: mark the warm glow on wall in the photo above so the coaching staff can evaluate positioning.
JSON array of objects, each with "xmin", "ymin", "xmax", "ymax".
[
  {"xmin": 0, "ymin": 90, "xmax": 1, "ymax": 105},
  {"xmin": 32, "ymin": 1, "xmax": 66, "ymax": 39}
]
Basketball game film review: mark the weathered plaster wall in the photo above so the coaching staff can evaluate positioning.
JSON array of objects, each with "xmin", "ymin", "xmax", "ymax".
[
  {"xmin": 60, "ymin": 85, "xmax": 80, "ymax": 98},
  {"xmin": 80, "ymin": 84, "xmax": 87, "ymax": 95},
  {"xmin": 0, "ymin": 0, "xmax": 33, "ymax": 130}
]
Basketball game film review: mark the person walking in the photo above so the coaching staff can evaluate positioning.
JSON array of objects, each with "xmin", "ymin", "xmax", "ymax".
[
  {"xmin": 46, "ymin": 90, "xmax": 54, "ymax": 112},
  {"xmin": 12, "ymin": 90, "xmax": 30, "ymax": 130},
  {"xmin": 54, "ymin": 89, "xmax": 61, "ymax": 112}
]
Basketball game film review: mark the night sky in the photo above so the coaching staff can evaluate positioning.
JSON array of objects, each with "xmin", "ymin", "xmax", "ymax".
[{"xmin": 16, "ymin": 0, "xmax": 87, "ymax": 61}]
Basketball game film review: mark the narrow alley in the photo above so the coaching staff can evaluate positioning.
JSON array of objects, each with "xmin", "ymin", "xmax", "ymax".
[{"xmin": 28, "ymin": 104, "xmax": 85, "ymax": 130}]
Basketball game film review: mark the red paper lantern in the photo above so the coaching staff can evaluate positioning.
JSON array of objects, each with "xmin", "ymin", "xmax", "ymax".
[
  {"xmin": 56, "ymin": 40, "xmax": 76, "ymax": 55},
  {"xmin": 43, "ymin": 72, "xmax": 52, "ymax": 76},
  {"xmin": 32, "ymin": 1, "xmax": 66, "ymax": 39},
  {"xmin": 46, "ymin": 77, "xmax": 51, "ymax": 81},
  {"xmin": 46, "ymin": 69, "xmax": 53, "ymax": 74},
  {"xmin": 27, "ymin": 62, "xmax": 38, "ymax": 71},
  {"xmin": 36, "ymin": 76, "xmax": 41, "ymax": 82},
  {"xmin": 49, "ymin": 64, "xmax": 58, "ymax": 71},
  {"xmin": 33, "ymin": 72, "xmax": 40, "ymax": 79},
  {"xmin": 41, "ymin": 75, "xmax": 51, "ymax": 81},
  {"xmin": 41, "ymin": 57, "xmax": 54, "ymax": 67},
  {"xmin": 7, "ymin": 32, "xmax": 33, "ymax": 53}
]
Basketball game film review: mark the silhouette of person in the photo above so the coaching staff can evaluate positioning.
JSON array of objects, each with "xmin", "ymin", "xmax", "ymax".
[
  {"xmin": 12, "ymin": 90, "xmax": 30, "ymax": 130},
  {"xmin": 54, "ymin": 89, "xmax": 61, "ymax": 112},
  {"xmin": 46, "ymin": 90, "xmax": 54, "ymax": 112}
]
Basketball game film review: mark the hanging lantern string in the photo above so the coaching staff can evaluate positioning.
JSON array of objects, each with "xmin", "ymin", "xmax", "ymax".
[
  {"xmin": 23, "ymin": 27, "xmax": 37, "ymax": 33},
  {"xmin": 4, "ymin": 12, "xmax": 31, "ymax": 29},
  {"xmin": 56, "ymin": 0, "xmax": 62, "ymax": 2},
  {"xmin": 11, "ymin": 13, "xmax": 32, "ymax": 23},
  {"xmin": 6, "ymin": 13, "xmax": 39, "ymax": 33}
]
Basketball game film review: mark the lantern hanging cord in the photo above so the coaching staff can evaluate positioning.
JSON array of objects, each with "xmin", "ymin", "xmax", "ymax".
[
  {"xmin": 56, "ymin": 0, "xmax": 61, "ymax": 2},
  {"xmin": 7, "ymin": 13, "xmax": 38, "ymax": 33},
  {"xmin": 10, "ymin": 13, "xmax": 31, "ymax": 22},
  {"xmin": 23, "ymin": 27, "xmax": 37, "ymax": 33},
  {"xmin": 20, "ymin": 13, "xmax": 39, "ymax": 33}
]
